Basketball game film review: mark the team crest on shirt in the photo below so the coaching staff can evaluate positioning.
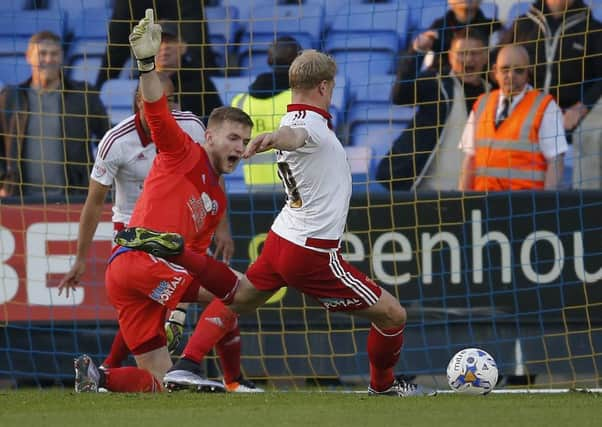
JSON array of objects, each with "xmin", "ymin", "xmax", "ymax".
[
  {"xmin": 92, "ymin": 164, "xmax": 106, "ymax": 178},
  {"xmin": 188, "ymin": 193, "xmax": 219, "ymax": 231}
]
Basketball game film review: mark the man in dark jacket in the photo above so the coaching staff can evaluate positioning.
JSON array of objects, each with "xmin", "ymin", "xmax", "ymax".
[
  {"xmin": 376, "ymin": 29, "xmax": 489, "ymax": 191},
  {"xmin": 501, "ymin": 0, "xmax": 602, "ymax": 188},
  {"xmin": 411, "ymin": 0, "xmax": 503, "ymax": 72},
  {"xmin": 0, "ymin": 31, "xmax": 110, "ymax": 200}
]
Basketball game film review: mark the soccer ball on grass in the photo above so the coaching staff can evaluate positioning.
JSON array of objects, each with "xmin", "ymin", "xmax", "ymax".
[{"xmin": 446, "ymin": 347, "xmax": 498, "ymax": 395}]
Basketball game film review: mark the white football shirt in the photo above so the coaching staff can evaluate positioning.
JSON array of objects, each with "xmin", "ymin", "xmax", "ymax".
[
  {"xmin": 92, "ymin": 110, "xmax": 205, "ymax": 225},
  {"xmin": 271, "ymin": 104, "xmax": 352, "ymax": 251}
]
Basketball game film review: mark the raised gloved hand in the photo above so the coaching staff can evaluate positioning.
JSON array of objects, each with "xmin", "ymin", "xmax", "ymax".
[
  {"xmin": 128, "ymin": 8, "xmax": 162, "ymax": 73},
  {"xmin": 165, "ymin": 307, "xmax": 187, "ymax": 354}
]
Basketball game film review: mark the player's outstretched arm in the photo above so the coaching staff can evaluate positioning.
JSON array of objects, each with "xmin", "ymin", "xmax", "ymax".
[
  {"xmin": 243, "ymin": 126, "xmax": 308, "ymax": 158},
  {"xmin": 58, "ymin": 180, "xmax": 110, "ymax": 297},
  {"xmin": 130, "ymin": 9, "xmax": 192, "ymax": 156}
]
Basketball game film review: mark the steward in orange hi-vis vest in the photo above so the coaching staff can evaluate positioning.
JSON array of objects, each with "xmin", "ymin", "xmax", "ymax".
[{"xmin": 471, "ymin": 89, "xmax": 554, "ymax": 191}]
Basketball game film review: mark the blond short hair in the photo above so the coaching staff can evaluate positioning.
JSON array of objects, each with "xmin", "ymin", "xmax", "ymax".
[{"xmin": 288, "ymin": 49, "xmax": 337, "ymax": 90}]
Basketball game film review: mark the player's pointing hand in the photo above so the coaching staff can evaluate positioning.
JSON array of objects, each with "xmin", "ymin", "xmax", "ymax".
[{"xmin": 243, "ymin": 132, "xmax": 275, "ymax": 158}]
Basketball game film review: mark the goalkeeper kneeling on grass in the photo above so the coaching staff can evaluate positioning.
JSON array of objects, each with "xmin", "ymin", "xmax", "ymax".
[{"xmin": 68, "ymin": 10, "xmax": 263, "ymax": 394}]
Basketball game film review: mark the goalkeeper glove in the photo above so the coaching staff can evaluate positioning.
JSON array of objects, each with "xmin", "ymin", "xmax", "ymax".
[
  {"xmin": 129, "ymin": 8, "xmax": 162, "ymax": 73},
  {"xmin": 165, "ymin": 307, "xmax": 187, "ymax": 354}
]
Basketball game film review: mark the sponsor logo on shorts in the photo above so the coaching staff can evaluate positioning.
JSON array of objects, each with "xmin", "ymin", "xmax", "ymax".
[
  {"xmin": 149, "ymin": 276, "xmax": 184, "ymax": 305},
  {"xmin": 319, "ymin": 297, "xmax": 362, "ymax": 309}
]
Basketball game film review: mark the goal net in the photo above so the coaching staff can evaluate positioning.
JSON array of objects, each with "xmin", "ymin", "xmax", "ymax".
[{"xmin": 0, "ymin": 0, "xmax": 601, "ymax": 390}]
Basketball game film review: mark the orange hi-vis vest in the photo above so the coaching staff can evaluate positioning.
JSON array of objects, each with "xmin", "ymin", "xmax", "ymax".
[{"xmin": 472, "ymin": 89, "xmax": 553, "ymax": 191}]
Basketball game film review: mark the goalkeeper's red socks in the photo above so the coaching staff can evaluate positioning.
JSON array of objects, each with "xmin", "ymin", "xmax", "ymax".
[
  {"xmin": 101, "ymin": 366, "xmax": 162, "ymax": 392},
  {"xmin": 179, "ymin": 299, "xmax": 237, "ymax": 365},
  {"xmin": 169, "ymin": 249, "xmax": 239, "ymax": 303},
  {"xmin": 216, "ymin": 319, "xmax": 242, "ymax": 384},
  {"xmin": 102, "ymin": 329, "xmax": 130, "ymax": 368},
  {"xmin": 367, "ymin": 323, "xmax": 405, "ymax": 392}
]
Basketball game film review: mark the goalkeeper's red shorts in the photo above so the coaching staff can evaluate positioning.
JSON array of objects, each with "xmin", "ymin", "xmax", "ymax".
[
  {"xmin": 105, "ymin": 250, "xmax": 200, "ymax": 355},
  {"xmin": 246, "ymin": 231, "xmax": 382, "ymax": 312}
]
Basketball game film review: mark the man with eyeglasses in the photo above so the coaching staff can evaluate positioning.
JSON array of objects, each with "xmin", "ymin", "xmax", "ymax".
[
  {"xmin": 458, "ymin": 44, "xmax": 568, "ymax": 191},
  {"xmin": 501, "ymin": 0, "xmax": 602, "ymax": 189}
]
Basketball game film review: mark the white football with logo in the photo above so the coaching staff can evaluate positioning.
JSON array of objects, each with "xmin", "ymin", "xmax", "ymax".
[{"xmin": 446, "ymin": 347, "xmax": 498, "ymax": 395}]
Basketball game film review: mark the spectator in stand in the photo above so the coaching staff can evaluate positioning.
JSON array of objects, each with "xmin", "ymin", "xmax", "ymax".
[
  {"xmin": 155, "ymin": 21, "xmax": 223, "ymax": 123},
  {"xmin": 458, "ymin": 45, "xmax": 568, "ymax": 191},
  {"xmin": 376, "ymin": 29, "xmax": 490, "ymax": 191},
  {"xmin": 0, "ymin": 31, "xmax": 109, "ymax": 200},
  {"xmin": 500, "ymin": 0, "xmax": 602, "ymax": 189},
  {"xmin": 96, "ymin": 0, "xmax": 218, "ymax": 88},
  {"xmin": 411, "ymin": 0, "xmax": 502, "ymax": 72},
  {"xmin": 231, "ymin": 36, "xmax": 301, "ymax": 186}
]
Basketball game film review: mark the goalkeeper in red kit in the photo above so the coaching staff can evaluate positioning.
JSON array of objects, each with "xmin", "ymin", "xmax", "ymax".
[{"xmin": 73, "ymin": 9, "xmax": 259, "ymax": 393}]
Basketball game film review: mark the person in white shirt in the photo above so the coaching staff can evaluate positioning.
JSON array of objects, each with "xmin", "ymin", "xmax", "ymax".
[
  {"xmin": 458, "ymin": 44, "xmax": 568, "ymax": 191},
  {"xmin": 232, "ymin": 50, "xmax": 435, "ymax": 397}
]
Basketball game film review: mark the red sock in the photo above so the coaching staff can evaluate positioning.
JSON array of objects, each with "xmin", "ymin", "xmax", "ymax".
[
  {"xmin": 368, "ymin": 324, "xmax": 405, "ymax": 392},
  {"xmin": 216, "ymin": 319, "xmax": 241, "ymax": 384},
  {"xmin": 103, "ymin": 367, "xmax": 162, "ymax": 392},
  {"xmin": 102, "ymin": 329, "xmax": 130, "ymax": 368},
  {"xmin": 169, "ymin": 249, "xmax": 239, "ymax": 302},
  {"xmin": 181, "ymin": 299, "xmax": 237, "ymax": 364}
]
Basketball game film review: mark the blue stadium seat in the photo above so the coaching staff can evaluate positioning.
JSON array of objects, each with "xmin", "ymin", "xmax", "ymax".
[
  {"xmin": 347, "ymin": 104, "xmax": 414, "ymax": 174},
  {"xmin": 330, "ymin": 50, "xmax": 395, "ymax": 89},
  {"xmin": 68, "ymin": 7, "xmax": 111, "ymax": 41},
  {"xmin": 0, "ymin": 38, "xmax": 29, "ymax": 56},
  {"xmin": 68, "ymin": 56, "xmax": 102, "ymax": 85},
  {"xmin": 505, "ymin": 2, "xmax": 532, "ymax": 27},
  {"xmin": 239, "ymin": 2, "xmax": 324, "ymax": 51},
  {"xmin": 211, "ymin": 75, "xmax": 254, "ymax": 105},
  {"xmin": 0, "ymin": 0, "xmax": 27, "ymax": 11},
  {"xmin": 47, "ymin": 0, "xmax": 112, "ymax": 11},
  {"xmin": 0, "ymin": 9, "xmax": 67, "ymax": 40},
  {"xmin": 100, "ymin": 79, "xmax": 138, "ymax": 125},
  {"xmin": 205, "ymin": 5, "xmax": 240, "ymax": 68},
  {"xmin": 352, "ymin": 73, "xmax": 396, "ymax": 104},
  {"xmin": 328, "ymin": 3, "xmax": 410, "ymax": 49},
  {"xmin": 0, "ymin": 55, "xmax": 30, "ymax": 85}
]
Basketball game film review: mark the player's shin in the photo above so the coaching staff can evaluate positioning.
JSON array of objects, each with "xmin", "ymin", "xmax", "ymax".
[
  {"xmin": 367, "ymin": 323, "xmax": 405, "ymax": 392},
  {"xmin": 101, "ymin": 366, "xmax": 163, "ymax": 392},
  {"xmin": 175, "ymin": 299, "xmax": 237, "ymax": 369},
  {"xmin": 216, "ymin": 318, "xmax": 241, "ymax": 384}
]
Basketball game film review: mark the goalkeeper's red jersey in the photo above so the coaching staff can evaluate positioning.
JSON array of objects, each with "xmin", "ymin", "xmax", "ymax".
[{"xmin": 127, "ymin": 95, "xmax": 225, "ymax": 253}]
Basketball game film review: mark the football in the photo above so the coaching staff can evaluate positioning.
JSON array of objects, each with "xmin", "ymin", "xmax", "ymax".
[{"xmin": 446, "ymin": 348, "xmax": 498, "ymax": 395}]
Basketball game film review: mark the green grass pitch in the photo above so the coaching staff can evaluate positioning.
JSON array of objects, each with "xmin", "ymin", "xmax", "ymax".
[{"xmin": 1, "ymin": 390, "xmax": 601, "ymax": 427}]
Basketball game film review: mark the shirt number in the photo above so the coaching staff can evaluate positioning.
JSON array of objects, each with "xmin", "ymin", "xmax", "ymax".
[{"xmin": 277, "ymin": 162, "xmax": 302, "ymax": 208}]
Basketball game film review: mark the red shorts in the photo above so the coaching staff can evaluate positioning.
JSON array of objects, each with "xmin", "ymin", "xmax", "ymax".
[
  {"xmin": 246, "ymin": 231, "xmax": 382, "ymax": 311},
  {"xmin": 105, "ymin": 250, "xmax": 200, "ymax": 355}
]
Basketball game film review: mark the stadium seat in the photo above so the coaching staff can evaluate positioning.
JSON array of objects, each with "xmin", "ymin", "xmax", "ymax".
[
  {"xmin": 352, "ymin": 73, "xmax": 396, "ymax": 105},
  {"xmin": 0, "ymin": 0, "xmax": 27, "ymax": 11},
  {"xmin": 68, "ymin": 56, "xmax": 102, "ymax": 85},
  {"xmin": 68, "ymin": 7, "xmax": 111, "ymax": 41},
  {"xmin": 505, "ymin": 2, "xmax": 532, "ymax": 27},
  {"xmin": 211, "ymin": 75, "xmax": 254, "ymax": 106},
  {"xmin": 100, "ymin": 79, "xmax": 138, "ymax": 125},
  {"xmin": 347, "ymin": 103, "xmax": 414, "ymax": 181},
  {"xmin": 0, "ymin": 55, "xmax": 30, "ymax": 85},
  {"xmin": 0, "ymin": 9, "xmax": 67, "ymax": 40},
  {"xmin": 331, "ymin": 50, "xmax": 395, "ymax": 89},
  {"xmin": 327, "ymin": 3, "xmax": 410, "ymax": 49},
  {"xmin": 46, "ymin": 0, "xmax": 112, "ymax": 11},
  {"xmin": 205, "ymin": 5, "xmax": 241, "ymax": 68},
  {"xmin": 239, "ymin": 2, "xmax": 324, "ymax": 51},
  {"xmin": 0, "ymin": 38, "xmax": 30, "ymax": 56}
]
